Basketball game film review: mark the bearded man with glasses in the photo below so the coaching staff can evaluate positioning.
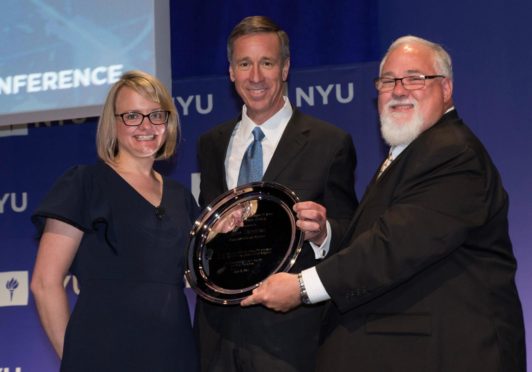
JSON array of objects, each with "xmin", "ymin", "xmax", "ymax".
[{"xmin": 242, "ymin": 35, "xmax": 526, "ymax": 372}]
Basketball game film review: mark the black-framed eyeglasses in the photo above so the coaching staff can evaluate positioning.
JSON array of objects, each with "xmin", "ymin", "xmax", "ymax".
[
  {"xmin": 374, "ymin": 74, "xmax": 445, "ymax": 92},
  {"xmin": 115, "ymin": 110, "xmax": 170, "ymax": 126}
]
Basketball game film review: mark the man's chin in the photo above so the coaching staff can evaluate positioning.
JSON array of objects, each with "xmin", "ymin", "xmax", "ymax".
[
  {"xmin": 388, "ymin": 111, "xmax": 413, "ymax": 122},
  {"xmin": 381, "ymin": 126, "xmax": 419, "ymax": 146},
  {"xmin": 381, "ymin": 122, "xmax": 418, "ymax": 146},
  {"xmin": 382, "ymin": 119, "xmax": 411, "ymax": 133}
]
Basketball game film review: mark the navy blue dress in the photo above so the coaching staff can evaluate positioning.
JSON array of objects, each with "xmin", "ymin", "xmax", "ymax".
[{"xmin": 32, "ymin": 162, "xmax": 199, "ymax": 371}]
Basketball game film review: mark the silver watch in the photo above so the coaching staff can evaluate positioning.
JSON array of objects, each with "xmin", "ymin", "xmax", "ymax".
[{"xmin": 297, "ymin": 272, "xmax": 311, "ymax": 305}]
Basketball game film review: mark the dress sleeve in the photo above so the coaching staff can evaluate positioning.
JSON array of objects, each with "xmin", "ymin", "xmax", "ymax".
[{"xmin": 32, "ymin": 165, "xmax": 92, "ymax": 237}]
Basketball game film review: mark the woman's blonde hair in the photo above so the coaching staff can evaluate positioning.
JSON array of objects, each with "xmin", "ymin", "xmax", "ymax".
[{"xmin": 96, "ymin": 70, "xmax": 179, "ymax": 162}]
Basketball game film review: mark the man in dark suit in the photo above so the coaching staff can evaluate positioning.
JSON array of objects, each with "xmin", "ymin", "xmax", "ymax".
[
  {"xmin": 243, "ymin": 35, "xmax": 526, "ymax": 371},
  {"xmin": 195, "ymin": 16, "xmax": 358, "ymax": 372}
]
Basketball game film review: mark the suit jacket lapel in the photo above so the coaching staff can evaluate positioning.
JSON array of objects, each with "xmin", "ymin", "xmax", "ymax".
[
  {"xmin": 338, "ymin": 177, "xmax": 378, "ymax": 247},
  {"xmin": 338, "ymin": 110, "xmax": 460, "ymax": 248},
  {"xmin": 338, "ymin": 145, "xmax": 404, "ymax": 247},
  {"xmin": 263, "ymin": 110, "xmax": 309, "ymax": 182}
]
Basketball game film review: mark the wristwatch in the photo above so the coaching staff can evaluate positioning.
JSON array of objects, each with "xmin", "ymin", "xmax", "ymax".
[{"xmin": 297, "ymin": 272, "xmax": 312, "ymax": 305}]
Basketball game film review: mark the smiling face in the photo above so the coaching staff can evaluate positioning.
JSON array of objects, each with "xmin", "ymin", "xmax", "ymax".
[
  {"xmin": 229, "ymin": 32, "xmax": 290, "ymax": 124},
  {"xmin": 378, "ymin": 42, "xmax": 453, "ymax": 145},
  {"xmin": 114, "ymin": 86, "xmax": 167, "ymax": 161}
]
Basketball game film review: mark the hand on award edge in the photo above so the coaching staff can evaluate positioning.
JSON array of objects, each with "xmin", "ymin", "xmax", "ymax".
[
  {"xmin": 240, "ymin": 272, "xmax": 301, "ymax": 312},
  {"xmin": 293, "ymin": 201, "xmax": 327, "ymax": 245}
]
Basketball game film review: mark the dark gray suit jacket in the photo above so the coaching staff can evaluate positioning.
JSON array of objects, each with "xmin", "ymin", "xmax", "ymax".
[
  {"xmin": 195, "ymin": 108, "xmax": 358, "ymax": 371},
  {"xmin": 315, "ymin": 110, "xmax": 525, "ymax": 371}
]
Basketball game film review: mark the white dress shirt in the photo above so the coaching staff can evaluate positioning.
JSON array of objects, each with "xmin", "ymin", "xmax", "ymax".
[{"xmin": 225, "ymin": 97, "xmax": 293, "ymax": 190}]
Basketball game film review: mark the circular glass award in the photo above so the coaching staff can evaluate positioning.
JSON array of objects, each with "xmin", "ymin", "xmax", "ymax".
[{"xmin": 185, "ymin": 182, "xmax": 303, "ymax": 305}]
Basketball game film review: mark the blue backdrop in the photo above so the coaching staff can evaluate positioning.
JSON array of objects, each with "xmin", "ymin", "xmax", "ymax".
[{"xmin": 1, "ymin": 1, "xmax": 531, "ymax": 371}]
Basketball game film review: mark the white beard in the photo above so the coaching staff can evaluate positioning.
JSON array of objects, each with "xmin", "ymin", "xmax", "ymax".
[{"xmin": 380, "ymin": 99, "xmax": 424, "ymax": 146}]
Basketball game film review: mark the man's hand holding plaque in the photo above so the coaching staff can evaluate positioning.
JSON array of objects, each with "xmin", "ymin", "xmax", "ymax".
[{"xmin": 293, "ymin": 201, "xmax": 328, "ymax": 246}]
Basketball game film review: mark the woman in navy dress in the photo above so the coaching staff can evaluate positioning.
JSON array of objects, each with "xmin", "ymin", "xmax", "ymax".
[{"xmin": 31, "ymin": 70, "xmax": 199, "ymax": 371}]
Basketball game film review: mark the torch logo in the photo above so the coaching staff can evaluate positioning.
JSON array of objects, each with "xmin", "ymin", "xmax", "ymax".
[
  {"xmin": 0, "ymin": 271, "xmax": 28, "ymax": 307},
  {"xmin": 6, "ymin": 277, "xmax": 19, "ymax": 301}
]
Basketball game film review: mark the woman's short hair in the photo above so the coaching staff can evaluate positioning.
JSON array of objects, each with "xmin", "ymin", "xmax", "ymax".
[{"xmin": 96, "ymin": 70, "xmax": 179, "ymax": 162}]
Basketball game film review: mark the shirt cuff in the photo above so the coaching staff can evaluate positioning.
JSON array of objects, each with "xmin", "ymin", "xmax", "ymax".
[
  {"xmin": 301, "ymin": 267, "xmax": 331, "ymax": 304},
  {"xmin": 308, "ymin": 220, "xmax": 331, "ymax": 259}
]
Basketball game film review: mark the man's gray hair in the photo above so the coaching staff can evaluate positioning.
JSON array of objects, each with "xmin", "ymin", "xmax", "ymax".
[{"xmin": 380, "ymin": 35, "xmax": 453, "ymax": 81}]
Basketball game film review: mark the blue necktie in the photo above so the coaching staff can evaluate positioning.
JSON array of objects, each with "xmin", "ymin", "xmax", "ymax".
[{"xmin": 237, "ymin": 127, "xmax": 265, "ymax": 186}]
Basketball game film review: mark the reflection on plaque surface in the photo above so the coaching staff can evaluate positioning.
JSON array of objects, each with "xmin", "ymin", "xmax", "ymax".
[{"xmin": 185, "ymin": 182, "xmax": 303, "ymax": 305}]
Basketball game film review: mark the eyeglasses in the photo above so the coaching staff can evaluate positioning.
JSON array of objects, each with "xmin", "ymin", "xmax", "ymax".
[
  {"xmin": 115, "ymin": 110, "xmax": 170, "ymax": 126},
  {"xmin": 374, "ymin": 74, "xmax": 445, "ymax": 92}
]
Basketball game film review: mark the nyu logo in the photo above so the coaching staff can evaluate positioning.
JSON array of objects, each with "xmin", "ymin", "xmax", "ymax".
[
  {"xmin": 175, "ymin": 94, "xmax": 213, "ymax": 116},
  {"xmin": 172, "ymin": 81, "xmax": 356, "ymax": 116},
  {"xmin": 0, "ymin": 118, "xmax": 89, "ymax": 138},
  {"xmin": 0, "ymin": 192, "xmax": 27, "ymax": 214},
  {"xmin": 0, "ymin": 271, "xmax": 28, "ymax": 307},
  {"xmin": 295, "ymin": 82, "xmax": 354, "ymax": 107},
  {"xmin": 32, "ymin": 117, "xmax": 88, "ymax": 128}
]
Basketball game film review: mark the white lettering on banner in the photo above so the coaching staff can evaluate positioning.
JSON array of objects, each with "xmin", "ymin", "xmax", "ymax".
[
  {"xmin": 175, "ymin": 96, "xmax": 193, "ymax": 115},
  {"xmin": 63, "ymin": 275, "xmax": 81, "ymax": 295},
  {"xmin": 295, "ymin": 83, "xmax": 354, "ymax": 107},
  {"xmin": 0, "ymin": 125, "xmax": 28, "ymax": 138},
  {"xmin": 175, "ymin": 94, "xmax": 213, "ymax": 115},
  {"xmin": 0, "ymin": 193, "xmax": 9, "ymax": 212},
  {"xmin": 0, "ymin": 119, "xmax": 88, "ymax": 135},
  {"xmin": 0, "ymin": 271, "xmax": 28, "ymax": 307},
  {"xmin": 32, "ymin": 117, "xmax": 88, "ymax": 128},
  {"xmin": 0, "ymin": 368, "xmax": 23, "ymax": 372},
  {"xmin": 0, "ymin": 193, "xmax": 27, "ymax": 213},
  {"xmin": 315, "ymin": 85, "xmax": 334, "ymax": 104},
  {"xmin": 0, "ymin": 64, "xmax": 123, "ymax": 95}
]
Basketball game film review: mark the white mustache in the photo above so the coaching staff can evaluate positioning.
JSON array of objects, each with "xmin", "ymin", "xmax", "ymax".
[{"xmin": 386, "ymin": 98, "xmax": 417, "ymax": 109}]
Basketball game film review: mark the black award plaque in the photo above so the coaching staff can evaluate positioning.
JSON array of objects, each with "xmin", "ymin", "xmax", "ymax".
[{"xmin": 185, "ymin": 182, "xmax": 303, "ymax": 305}]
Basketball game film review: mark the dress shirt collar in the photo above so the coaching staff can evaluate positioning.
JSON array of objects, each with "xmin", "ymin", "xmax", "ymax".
[{"xmin": 240, "ymin": 96, "xmax": 293, "ymax": 141}]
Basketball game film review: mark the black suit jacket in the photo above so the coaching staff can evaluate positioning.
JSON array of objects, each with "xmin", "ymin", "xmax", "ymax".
[
  {"xmin": 315, "ymin": 110, "xmax": 525, "ymax": 371},
  {"xmin": 195, "ymin": 108, "xmax": 358, "ymax": 371}
]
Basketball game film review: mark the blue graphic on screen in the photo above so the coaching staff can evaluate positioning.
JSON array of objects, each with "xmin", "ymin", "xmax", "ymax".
[{"xmin": 0, "ymin": 0, "xmax": 169, "ymax": 126}]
